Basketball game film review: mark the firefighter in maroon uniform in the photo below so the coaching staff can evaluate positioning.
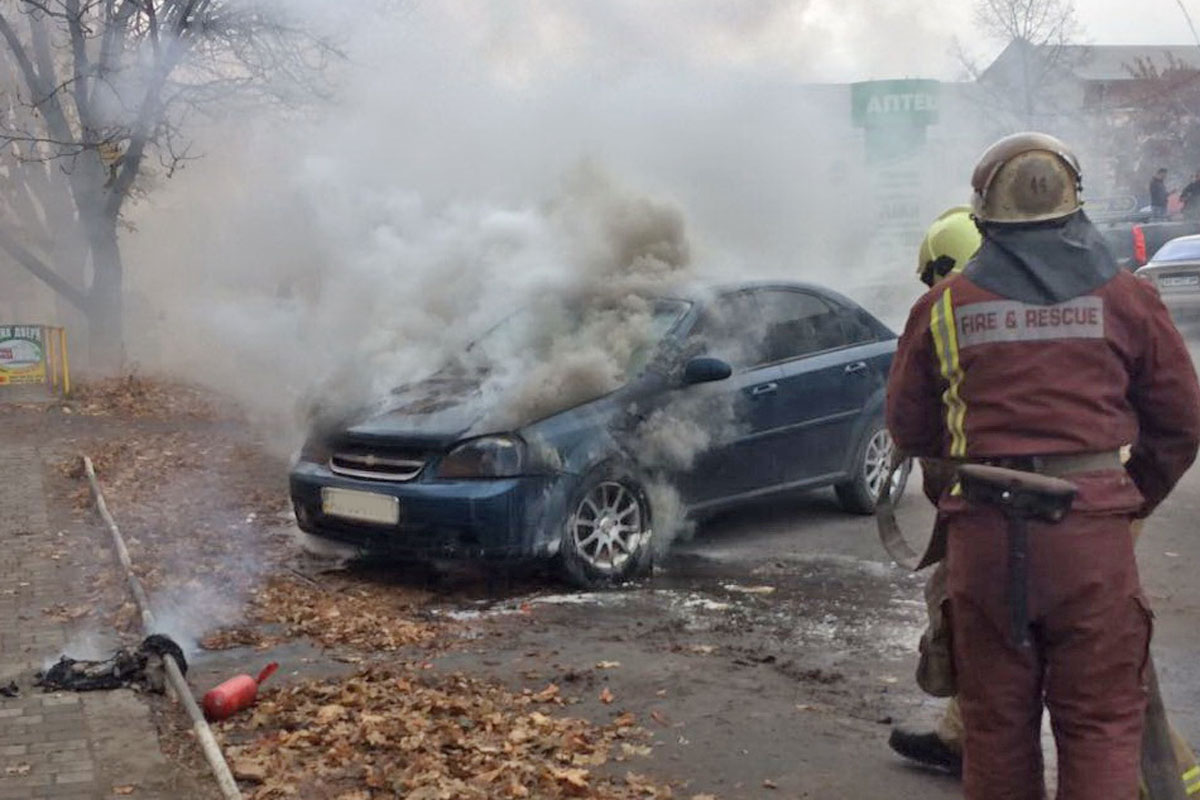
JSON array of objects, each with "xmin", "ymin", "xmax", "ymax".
[{"xmin": 887, "ymin": 132, "xmax": 1200, "ymax": 798}]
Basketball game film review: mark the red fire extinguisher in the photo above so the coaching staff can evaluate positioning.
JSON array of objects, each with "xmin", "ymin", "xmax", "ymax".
[{"xmin": 202, "ymin": 662, "xmax": 279, "ymax": 721}]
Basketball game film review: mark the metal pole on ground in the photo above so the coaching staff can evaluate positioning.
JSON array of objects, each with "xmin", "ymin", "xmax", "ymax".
[{"xmin": 82, "ymin": 455, "xmax": 243, "ymax": 800}]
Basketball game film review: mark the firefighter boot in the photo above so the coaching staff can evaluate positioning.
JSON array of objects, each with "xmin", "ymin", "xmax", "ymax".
[{"xmin": 888, "ymin": 727, "xmax": 963, "ymax": 774}]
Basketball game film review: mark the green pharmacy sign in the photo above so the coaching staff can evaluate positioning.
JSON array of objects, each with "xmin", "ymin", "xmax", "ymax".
[{"xmin": 850, "ymin": 79, "xmax": 941, "ymax": 163}]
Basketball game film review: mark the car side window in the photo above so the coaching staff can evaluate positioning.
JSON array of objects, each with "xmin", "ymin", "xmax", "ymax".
[
  {"xmin": 688, "ymin": 292, "xmax": 768, "ymax": 369},
  {"xmin": 756, "ymin": 289, "xmax": 846, "ymax": 363},
  {"xmin": 837, "ymin": 307, "xmax": 880, "ymax": 347}
]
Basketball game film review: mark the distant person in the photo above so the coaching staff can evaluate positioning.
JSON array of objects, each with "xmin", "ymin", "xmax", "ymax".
[
  {"xmin": 1180, "ymin": 170, "xmax": 1200, "ymax": 218},
  {"xmin": 1150, "ymin": 167, "xmax": 1169, "ymax": 219}
]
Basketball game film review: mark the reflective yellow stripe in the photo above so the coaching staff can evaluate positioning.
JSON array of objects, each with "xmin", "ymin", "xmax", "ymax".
[
  {"xmin": 1185, "ymin": 764, "xmax": 1200, "ymax": 795},
  {"xmin": 930, "ymin": 289, "xmax": 968, "ymax": 457}
]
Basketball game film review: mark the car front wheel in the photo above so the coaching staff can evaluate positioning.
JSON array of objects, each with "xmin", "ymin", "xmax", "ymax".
[
  {"xmin": 559, "ymin": 467, "xmax": 653, "ymax": 589},
  {"xmin": 835, "ymin": 419, "xmax": 910, "ymax": 514}
]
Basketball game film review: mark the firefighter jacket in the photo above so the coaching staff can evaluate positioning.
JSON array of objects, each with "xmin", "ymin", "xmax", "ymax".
[{"xmin": 887, "ymin": 211, "xmax": 1200, "ymax": 517}]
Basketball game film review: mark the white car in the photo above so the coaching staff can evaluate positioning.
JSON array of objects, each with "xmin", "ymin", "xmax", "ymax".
[{"xmin": 1134, "ymin": 234, "xmax": 1200, "ymax": 318}]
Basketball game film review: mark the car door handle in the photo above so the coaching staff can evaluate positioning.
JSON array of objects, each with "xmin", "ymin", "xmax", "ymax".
[
  {"xmin": 750, "ymin": 382, "xmax": 778, "ymax": 396},
  {"xmin": 844, "ymin": 361, "xmax": 868, "ymax": 375}
]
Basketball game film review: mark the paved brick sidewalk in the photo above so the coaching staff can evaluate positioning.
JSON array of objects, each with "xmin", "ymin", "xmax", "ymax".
[{"xmin": 0, "ymin": 443, "xmax": 178, "ymax": 799}]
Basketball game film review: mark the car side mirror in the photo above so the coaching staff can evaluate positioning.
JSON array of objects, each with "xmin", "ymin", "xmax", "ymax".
[{"xmin": 682, "ymin": 356, "xmax": 732, "ymax": 385}]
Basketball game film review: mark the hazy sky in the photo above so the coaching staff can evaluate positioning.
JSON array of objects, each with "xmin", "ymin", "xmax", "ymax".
[
  {"xmin": 411, "ymin": 1, "xmax": 1200, "ymax": 86},
  {"xmin": 1065, "ymin": 0, "xmax": 1199, "ymax": 46}
]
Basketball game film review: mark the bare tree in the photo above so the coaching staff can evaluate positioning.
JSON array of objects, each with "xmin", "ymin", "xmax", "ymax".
[
  {"xmin": 958, "ymin": 0, "xmax": 1083, "ymax": 128},
  {"xmin": 1101, "ymin": 56, "xmax": 1200, "ymax": 199},
  {"xmin": 0, "ymin": 1, "xmax": 337, "ymax": 367}
]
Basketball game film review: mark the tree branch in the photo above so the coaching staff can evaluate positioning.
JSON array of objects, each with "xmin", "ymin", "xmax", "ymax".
[
  {"xmin": 62, "ymin": 0, "xmax": 96, "ymax": 127},
  {"xmin": 0, "ymin": 223, "xmax": 87, "ymax": 309}
]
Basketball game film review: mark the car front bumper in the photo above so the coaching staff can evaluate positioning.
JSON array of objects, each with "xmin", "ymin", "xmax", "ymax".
[{"xmin": 289, "ymin": 461, "xmax": 569, "ymax": 561}]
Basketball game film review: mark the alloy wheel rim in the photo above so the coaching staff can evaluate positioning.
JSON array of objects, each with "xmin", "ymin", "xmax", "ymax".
[
  {"xmin": 570, "ymin": 481, "xmax": 646, "ymax": 572},
  {"xmin": 864, "ymin": 429, "xmax": 899, "ymax": 501}
]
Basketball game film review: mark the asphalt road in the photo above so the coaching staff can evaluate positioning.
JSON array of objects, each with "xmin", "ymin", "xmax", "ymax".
[{"xmin": 413, "ymin": 321, "xmax": 1200, "ymax": 798}]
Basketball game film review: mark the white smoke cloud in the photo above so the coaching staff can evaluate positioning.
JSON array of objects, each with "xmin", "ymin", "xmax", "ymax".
[{"xmin": 115, "ymin": 2, "xmax": 995, "ymax": 549}]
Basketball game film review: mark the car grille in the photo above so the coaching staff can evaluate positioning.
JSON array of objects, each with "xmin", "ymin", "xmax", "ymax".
[{"xmin": 329, "ymin": 450, "xmax": 426, "ymax": 482}]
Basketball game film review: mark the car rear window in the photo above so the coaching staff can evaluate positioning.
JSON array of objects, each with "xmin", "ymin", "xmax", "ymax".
[{"xmin": 1150, "ymin": 238, "xmax": 1200, "ymax": 263}]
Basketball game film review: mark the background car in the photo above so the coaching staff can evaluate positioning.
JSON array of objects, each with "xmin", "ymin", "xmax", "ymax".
[
  {"xmin": 1096, "ymin": 217, "xmax": 1200, "ymax": 270},
  {"xmin": 1135, "ymin": 234, "xmax": 1200, "ymax": 319},
  {"xmin": 290, "ymin": 281, "xmax": 908, "ymax": 588}
]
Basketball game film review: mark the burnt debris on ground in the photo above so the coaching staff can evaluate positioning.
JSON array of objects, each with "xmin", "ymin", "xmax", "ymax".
[{"xmin": 36, "ymin": 633, "xmax": 188, "ymax": 693}]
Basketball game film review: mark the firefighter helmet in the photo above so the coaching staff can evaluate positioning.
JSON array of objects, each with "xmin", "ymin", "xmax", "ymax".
[
  {"xmin": 971, "ymin": 132, "xmax": 1082, "ymax": 224},
  {"xmin": 917, "ymin": 206, "xmax": 982, "ymax": 287}
]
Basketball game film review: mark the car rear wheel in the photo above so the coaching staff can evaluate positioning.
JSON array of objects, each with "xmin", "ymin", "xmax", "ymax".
[
  {"xmin": 835, "ymin": 419, "xmax": 910, "ymax": 514},
  {"xmin": 560, "ymin": 467, "xmax": 653, "ymax": 589}
]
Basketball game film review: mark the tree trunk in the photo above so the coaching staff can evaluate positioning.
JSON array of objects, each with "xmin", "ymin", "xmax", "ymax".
[
  {"xmin": 84, "ymin": 221, "xmax": 125, "ymax": 371},
  {"xmin": 51, "ymin": 232, "xmax": 89, "ymax": 347}
]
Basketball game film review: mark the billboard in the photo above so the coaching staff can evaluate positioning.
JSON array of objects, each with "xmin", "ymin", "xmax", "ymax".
[{"xmin": 0, "ymin": 325, "xmax": 46, "ymax": 386}]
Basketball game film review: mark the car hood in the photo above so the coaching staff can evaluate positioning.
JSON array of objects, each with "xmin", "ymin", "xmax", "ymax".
[
  {"xmin": 335, "ymin": 371, "xmax": 491, "ymax": 450},
  {"xmin": 327, "ymin": 364, "xmax": 647, "ymax": 454}
]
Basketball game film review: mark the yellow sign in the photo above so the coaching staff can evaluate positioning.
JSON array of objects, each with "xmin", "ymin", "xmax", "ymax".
[{"xmin": 0, "ymin": 325, "xmax": 46, "ymax": 385}]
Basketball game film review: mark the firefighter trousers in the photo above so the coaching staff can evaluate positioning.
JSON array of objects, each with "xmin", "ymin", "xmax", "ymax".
[
  {"xmin": 929, "ymin": 518, "xmax": 1200, "ymax": 797},
  {"xmin": 946, "ymin": 507, "xmax": 1151, "ymax": 799}
]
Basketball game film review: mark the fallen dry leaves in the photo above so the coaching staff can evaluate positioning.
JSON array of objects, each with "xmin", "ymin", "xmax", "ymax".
[
  {"xmin": 42, "ymin": 602, "xmax": 91, "ymax": 622},
  {"xmin": 50, "ymin": 380, "xmax": 701, "ymax": 798},
  {"xmin": 58, "ymin": 425, "xmax": 296, "ymax": 637},
  {"xmin": 250, "ymin": 577, "xmax": 442, "ymax": 652},
  {"xmin": 70, "ymin": 374, "xmax": 231, "ymax": 421},
  {"xmin": 218, "ymin": 665, "xmax": 677, "ymax": 800},
  {"xmin": 199, "ymin": 625, "xmax": 279, "ymax": 652}
]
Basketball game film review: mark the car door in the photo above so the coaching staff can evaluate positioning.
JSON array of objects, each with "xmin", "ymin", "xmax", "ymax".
[
  {"xmin": 672, "ymin": 291, "xmax": 788, "ymax": 506},
  {"xmin": 754, "ymin": 289, "xmax": 884, "ymax": 487}
]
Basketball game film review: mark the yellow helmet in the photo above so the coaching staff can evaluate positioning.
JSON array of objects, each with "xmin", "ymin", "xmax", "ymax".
[
  {"xmin": 971, "ymin": 132, "xmax": 1082, "ymax": 224},
  {"xmin": 917, "ymin": 206, "xmax": 982, "ymax": 287}
]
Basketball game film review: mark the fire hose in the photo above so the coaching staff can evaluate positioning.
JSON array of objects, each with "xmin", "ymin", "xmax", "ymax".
[{"xmin": 83, "ymin": 455, "xmax": 243, "ymax": 800}]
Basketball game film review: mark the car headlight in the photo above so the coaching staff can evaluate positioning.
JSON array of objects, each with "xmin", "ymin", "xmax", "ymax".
[{"xmin": 437, "ymin": 435, "xmax": 525, "ymax": 478}]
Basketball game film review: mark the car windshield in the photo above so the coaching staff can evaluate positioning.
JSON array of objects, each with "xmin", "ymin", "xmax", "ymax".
[
  {"xmin": 1151, "ymin": 238, "xmax": 1200, "ymax": 263},
  {"xmin": 469, "ymin": 297, "xmax": 692, "ymax": 381}
]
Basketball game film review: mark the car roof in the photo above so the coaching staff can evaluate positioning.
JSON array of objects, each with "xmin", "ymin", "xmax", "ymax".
[{"xmin": 665, "ymin": 279, "xmax": 863, "ymax": 307}]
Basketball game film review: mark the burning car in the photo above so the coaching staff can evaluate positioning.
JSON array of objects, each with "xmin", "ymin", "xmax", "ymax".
[{"xmin": 289, "ymin": 281, "xmax": 907, "ymax": 587}]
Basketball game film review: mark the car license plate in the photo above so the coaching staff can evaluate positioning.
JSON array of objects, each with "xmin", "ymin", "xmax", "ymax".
[
  {"xmin": 1159, "ymin": 273, "xmax": 1200, "ymax": 290},
  {"xmin": 321, "ymin": 487, "xmax": 400, "ymax": 525}
]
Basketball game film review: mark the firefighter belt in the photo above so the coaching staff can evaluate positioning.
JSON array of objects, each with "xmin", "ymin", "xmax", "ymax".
[{"xmin": 876, "ymin": 451, "xmax": 1119, "ymax": 573}]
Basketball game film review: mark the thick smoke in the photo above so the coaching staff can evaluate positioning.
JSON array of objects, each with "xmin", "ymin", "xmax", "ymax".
[
  {"xmin": 124, "ymin": 0, "xmax": 975, "ymax": 406},
  {"xmin": 111, "ymin": 2, "xmax": 1001, "ymax": 557}
]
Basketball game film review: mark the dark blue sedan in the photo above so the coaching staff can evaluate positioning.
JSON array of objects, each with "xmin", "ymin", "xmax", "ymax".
[{"xmin": 290, "ymin": 281, "xmax": 906, "ymax": 587}]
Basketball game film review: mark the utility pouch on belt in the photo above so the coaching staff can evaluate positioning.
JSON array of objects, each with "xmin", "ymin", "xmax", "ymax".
[
  {"xmin": 916, "ymin": 564, "xmax": 956, "ymax": 697},
  {"xmin": 957, "ymin": 464, "xmax": 1078, "ymax": 647}
]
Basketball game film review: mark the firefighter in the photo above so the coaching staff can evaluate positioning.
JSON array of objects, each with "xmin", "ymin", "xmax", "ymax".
[
  {"xmin": 890, "ymin": 209, "xmax": 1200, "ymax": 796},
  {"xmin": 886, "ymin": 132, "xmax": 1200, "ymax": 798},
  {"xmin": 887, "ymin": 206, "xmax": 980, "ymax": 774},
  {"xmin": 916, "ymin": 206, "xmax": 981, "ymax": 289}
]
